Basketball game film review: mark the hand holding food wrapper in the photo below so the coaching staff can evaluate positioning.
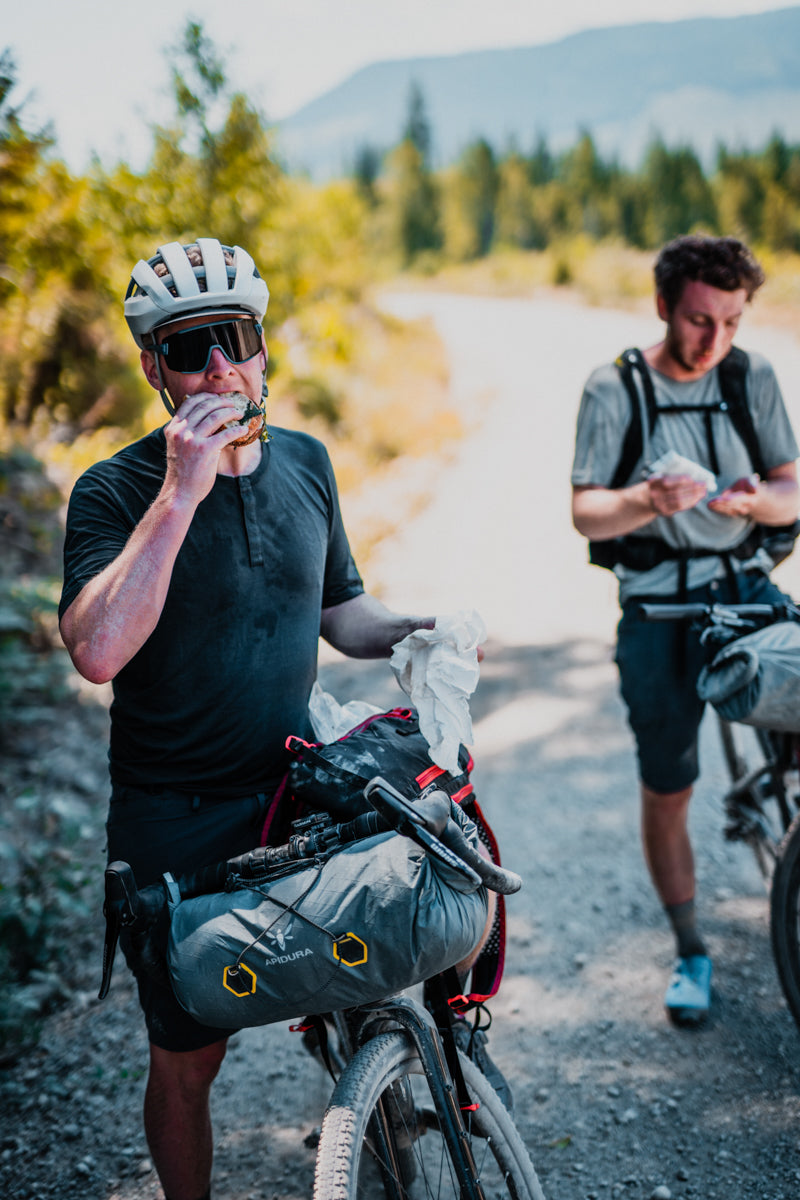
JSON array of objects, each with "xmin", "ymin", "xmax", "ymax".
[
  {"xmin": 390, "ymin": 610, "xmax": 487, "ymax": 773},
  {"xmin": 308, "ymin": 610, "xmax": 486, "ymax": 772},
  {"xmin": 645, "ymin": 450, "xmax": 717, "ymax": 493},
  {"xmin": 643, "ymin": 451, "xmax": 763, "ymax": 515}
]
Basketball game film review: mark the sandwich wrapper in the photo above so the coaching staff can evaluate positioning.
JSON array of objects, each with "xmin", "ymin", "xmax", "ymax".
[
  {"xmin": 308, "ymin": 610, "xmax": 486, "ymax": 773},
  {"xmin": 307, "ymin": 682, "xmax": 384, "ymax": 743},
  {"xmin": 646, "ymin": 450, "xmax": 717, "ymax": 493},
  {"xmin": 389, "ymin": 610, "xmax": 486, "ymax": 773}
]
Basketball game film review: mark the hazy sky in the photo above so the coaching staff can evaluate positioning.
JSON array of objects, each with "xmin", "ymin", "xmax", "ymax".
[{"xmin": 6, "ymin": 0, "xmax": 793, "ymax": 170}]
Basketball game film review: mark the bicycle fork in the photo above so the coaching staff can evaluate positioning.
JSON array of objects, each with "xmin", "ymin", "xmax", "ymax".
[{"xmin": 357, "ymin": 994, "xmax": 487, "ymax": 1200}]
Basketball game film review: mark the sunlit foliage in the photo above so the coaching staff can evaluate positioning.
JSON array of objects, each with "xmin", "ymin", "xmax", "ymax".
[
  {"xmin": 2, "ymin": 33, "xmax": 799, "ymax": 461},
  {"xmin": 442, "ymin": 139, "xmax": 499, "ymax": 262}
]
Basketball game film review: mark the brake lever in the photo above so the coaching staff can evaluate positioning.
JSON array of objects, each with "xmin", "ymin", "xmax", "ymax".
[
  {"xmin": 99, "ymin": 861, "xmax": 141, "ymax": 1000},
  {"xmin": 403, "ymin": 821, "xmax": 483, "ymax": 886},
  {"xmin": 364, "ymin": 776, "xmax": 445, "ymax": 834},
  {"xmin": 364, "ymin": 777, "xmax": 482, "ymax": 886}
]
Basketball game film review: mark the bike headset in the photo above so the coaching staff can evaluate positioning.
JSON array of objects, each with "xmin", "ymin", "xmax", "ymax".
[{"xmin": 123, "ymin": 239, "xmax": 270, "ymax": 417}]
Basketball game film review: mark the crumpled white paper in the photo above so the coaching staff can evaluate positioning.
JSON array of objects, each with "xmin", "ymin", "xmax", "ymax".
[
  {"xmin": 646, "ymin": 450, "xmax": 717, "ymax": 493},
  {"xmin": 389, "ymin": 610, "xmax": 487, "ymax": 772},
  {"xmin": 308, "ymin": 681, "xmax": 383, "ymax": 743}
]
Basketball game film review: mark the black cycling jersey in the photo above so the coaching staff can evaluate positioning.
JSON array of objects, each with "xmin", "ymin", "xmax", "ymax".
[{"xmin": 60, "ymin": 425, "xmax": 364, "ymax": 793}]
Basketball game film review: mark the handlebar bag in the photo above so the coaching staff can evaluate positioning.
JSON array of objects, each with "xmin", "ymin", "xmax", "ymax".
[
  {"xmin": 696, "ymin": 620, "xmax": 800, "ymax": 731},
  {"xmin": 280, "ymin": 705, "xmax": 508, "ymax": 1007},
  {"xmin": 165, "ymin": 826, "xmax": 488, "ymax": 1029},
  {"xmin": 277, "ymin": 706, "xmax": 509, "ymax": 1009},
  {"xmin": 285, "ymin": 707, "xmax": 474, "ymax": 820}
]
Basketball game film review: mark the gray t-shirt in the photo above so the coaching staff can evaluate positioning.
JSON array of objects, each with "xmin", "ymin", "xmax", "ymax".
[{"xmin": 571, "ymin": 350, "xmax": 799, "ymax": 600}]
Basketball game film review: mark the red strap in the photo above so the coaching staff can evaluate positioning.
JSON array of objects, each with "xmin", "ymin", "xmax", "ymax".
[
  {"xmin": 472, "ymin": 798, "xmax": 501, "ymax": 864},
  {"xmin": 258, "ymin": 773, "xmax": 290, "ymax": 847},
  {"xmin": 285, "ymin": 707, "xmax": 413, "ymax": 756},
  {"xmin": 285, "ymin": 734, "xmax": 314, "ymax": 754},
  {"xmin": 339, "ymin": 706, "xmax": 414, "ymax": 739},
  {"xmin": 416, "ymin": 763, "xmax": 445, "ymax": 788}
]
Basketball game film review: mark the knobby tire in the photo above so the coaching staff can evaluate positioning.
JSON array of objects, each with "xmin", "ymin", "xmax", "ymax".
[
  {"xmin": 770, "ymin": 812, "xmax": 800, "ymax": 1033},
  {"xmin": 312, "ymin": 1030, "xmax": 544, "ymax": 1200}
]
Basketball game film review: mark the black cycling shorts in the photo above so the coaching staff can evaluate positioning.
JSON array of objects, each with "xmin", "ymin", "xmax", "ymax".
[
  {"xmin": 615, "ymin": 570, "xmax": 792, "ymax": 794},
  {"xmin": 106, "ymin": 784, "xmax": 274, "ymax": 1052}
]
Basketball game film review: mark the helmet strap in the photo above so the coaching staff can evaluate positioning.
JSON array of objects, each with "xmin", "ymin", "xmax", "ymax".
[
  {"xmin": 159, "ymin": 388, "xmax": 177, "ymax": 418},
  {"xmin": 151, "ymin": 352, "xmax": 177, "ymax": 417}
]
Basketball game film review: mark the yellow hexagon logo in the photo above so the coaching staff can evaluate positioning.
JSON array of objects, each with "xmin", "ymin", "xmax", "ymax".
[
  {"xmin": 333, "ymin": 932, "xmax": 368, "ymax": 967},
  {"xmin": 222, "ymin": 963, "xmax": 257, "ymax": 997}
]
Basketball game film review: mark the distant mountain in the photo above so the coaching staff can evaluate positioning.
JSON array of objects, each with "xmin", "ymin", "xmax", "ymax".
[{"xmin": 275, "ymin": 7, "xmax": 800, "ymax": 179}]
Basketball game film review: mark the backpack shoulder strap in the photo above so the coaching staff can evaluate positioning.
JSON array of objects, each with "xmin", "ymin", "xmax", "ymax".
[
  {"xmin": 610, "ymin": 348, "xmax": 657, "ymax": 489},
  {"xmin": 716, "ymin": 347, "xmax": 765, "ymax": 478}
]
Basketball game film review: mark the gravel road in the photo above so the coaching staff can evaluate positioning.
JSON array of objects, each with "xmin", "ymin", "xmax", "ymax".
[{"xmin": 3, "ymin": 289, "xmax": 800, "ymax": 1200}]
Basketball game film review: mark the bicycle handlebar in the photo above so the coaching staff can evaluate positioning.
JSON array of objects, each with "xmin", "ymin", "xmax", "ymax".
[
  {"xmin": 363, "ymin": 777, "xmax": 522, "ymax": 896},
  {"xmin": 99, "ymin": 776, "xmax": 522, "ymax": 1000},
  {"xmin": 638, "ymin": 600, "xmax": 800, "ymax": 625},
  {"xmin": 171, "ymin": 809, "xmax": 386, "ymax": 899}
]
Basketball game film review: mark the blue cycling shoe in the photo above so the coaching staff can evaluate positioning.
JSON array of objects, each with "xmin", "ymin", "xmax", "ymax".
[{"xmin": 664, "ymin": 955, "xmax": 712, "ymax": 1027}]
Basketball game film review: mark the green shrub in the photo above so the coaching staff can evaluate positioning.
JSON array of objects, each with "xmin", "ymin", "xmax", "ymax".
[
  {"xmin": 0, "ymin": 579, "xmax": 71, "ymax": 734},
  {"xmin": 0, "ymin": 791, "xmax": 96, "ymax": 1059},
  {"xmin": 288, "ymin": 376, "xmax": 344, "ymax": 428}
]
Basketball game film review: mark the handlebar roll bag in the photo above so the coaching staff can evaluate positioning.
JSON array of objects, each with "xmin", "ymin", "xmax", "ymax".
[
  {"xmin": 166, "ymin": 828, "xmax": 488, "ymax": 1029},
  {"xmin": 282, "ymin": 706, "xmax": 509, "ymax": 1006},
  {"xmin": 696, "ymin": 621, "xmax": 800, "ymax": 731}
]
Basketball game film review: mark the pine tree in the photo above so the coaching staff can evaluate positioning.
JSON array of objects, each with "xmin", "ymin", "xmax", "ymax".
[{"xmin": 386, "ymin": 84, "xmax": 441, "ymax": 265}]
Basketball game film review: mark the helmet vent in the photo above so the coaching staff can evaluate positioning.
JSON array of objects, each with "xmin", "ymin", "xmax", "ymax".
[{"xmin": 124, "ymin": 238, "xmax": 269, "ymax": 347}]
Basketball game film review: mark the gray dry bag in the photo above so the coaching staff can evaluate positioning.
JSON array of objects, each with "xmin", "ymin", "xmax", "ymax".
[
  {"xmin": 696, "ymin": 621, "xmax": 800, "ymax": 732},
  {"xmin": 166, "ymin": 827, "xmax": 488, "ymax": 1029}
]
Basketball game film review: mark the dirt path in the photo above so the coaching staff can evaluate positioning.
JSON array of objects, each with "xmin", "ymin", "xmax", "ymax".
[{"xmin": 4, "ymin": 291, "xmax": 800, "ymax": 1200}]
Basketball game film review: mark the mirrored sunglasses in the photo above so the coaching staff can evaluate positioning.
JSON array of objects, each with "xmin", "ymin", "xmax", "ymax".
[{"xmin": 154, "ymin": 319, "xmax": 263, "ymax": 374}]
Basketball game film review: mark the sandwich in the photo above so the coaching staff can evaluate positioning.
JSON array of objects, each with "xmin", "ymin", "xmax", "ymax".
[{"xmin": 201, "ymin": 391, "xmax": 266, "ymax": 446}]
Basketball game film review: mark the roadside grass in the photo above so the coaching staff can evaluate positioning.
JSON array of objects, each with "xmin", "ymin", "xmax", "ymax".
[
  {"xmin": 388, "ymin": 240, "xmax": 800, "ymax": 327},
  {"xmin": 268, "ymin": 301, "xmax": 456, "ymax": 569}
]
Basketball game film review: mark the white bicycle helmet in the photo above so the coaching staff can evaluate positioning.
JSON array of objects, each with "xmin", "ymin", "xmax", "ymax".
[{"xmin": 124, "ymin": 239, "xmax": 269, "ymax": 348}]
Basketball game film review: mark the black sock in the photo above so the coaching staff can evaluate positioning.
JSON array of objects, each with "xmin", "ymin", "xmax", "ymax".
[{"xmin": 665, "ymin": 898, "xmax": 707, "ymax": 959}]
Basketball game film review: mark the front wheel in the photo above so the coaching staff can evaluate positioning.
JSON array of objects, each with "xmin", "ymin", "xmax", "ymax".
[
  {"xmin": 313, "ymin": 1030, "xmax": 544, "ymax": 1200},
  {"xmin": 770, "ymin": 813, "xmax": 800, "ymax": 1032}
]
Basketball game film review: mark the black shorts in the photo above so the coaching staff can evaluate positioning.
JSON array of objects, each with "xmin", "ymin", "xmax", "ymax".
[
  {"xmin": 615, "ymin": 571, "xmax": 792, "ymax": 794},
  {"xmin": 106, "ymin": 784, "xmax": 274, "ymax": 1052}
]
